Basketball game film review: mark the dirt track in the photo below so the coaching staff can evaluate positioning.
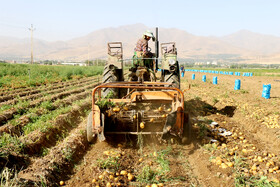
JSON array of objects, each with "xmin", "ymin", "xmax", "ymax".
[{"xmin": 1, "ymin": 72, "xmax": 280, "ymax": 186}]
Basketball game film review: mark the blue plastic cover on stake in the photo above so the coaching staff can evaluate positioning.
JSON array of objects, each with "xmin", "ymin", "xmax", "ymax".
[
  {"xmin": 192, "ymin": 74, "xmax": 195, "ymax": 80},
  {"xmin": 181, "ymin": 72, "xmax": 184, "ymax": 77},
  {"xmin": 235, "ymin": 72, "xmax": 240, "ymax": 76},
  {"xmin": 202, "ymin": 75, "xmax": 206, "ymax": 82},
  {"xmin": 262, "ymin": 84, "xmax": 271, "ymax": 99},
  {"xmin": 213, "ymin": 77, "xmax": 218, "ymax": 85},
  {"xmin": 234, "ymin": 79, "xmax": 241, "ymax": 90}
]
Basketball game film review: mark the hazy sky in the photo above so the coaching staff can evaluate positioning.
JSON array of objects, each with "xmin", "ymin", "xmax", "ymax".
[{"xmin": 0, "ymin": 0, "xmax": 279, "ymax": 41}]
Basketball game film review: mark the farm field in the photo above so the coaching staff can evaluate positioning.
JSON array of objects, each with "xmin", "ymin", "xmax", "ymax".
[
  {"xmin": 0, "ymin": 68, "xmax": 280, "ymax": 187},
  {"xmin": 0, "ymin": 63, "xmax": 104, "ymax": 89}
]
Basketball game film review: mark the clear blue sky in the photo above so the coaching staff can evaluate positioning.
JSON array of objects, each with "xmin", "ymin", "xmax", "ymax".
[{"xmin": 0, "ymin": 0, "xmax": 279, "ymax": 41}]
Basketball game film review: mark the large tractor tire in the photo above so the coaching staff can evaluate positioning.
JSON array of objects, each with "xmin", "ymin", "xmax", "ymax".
[
  {"xmin": 164, "ymin": 72, "xmax": 180, "ymax": 89},
  {"xmin": 102, "ymin": 65, "xmax": 119, "ymax": 98}
]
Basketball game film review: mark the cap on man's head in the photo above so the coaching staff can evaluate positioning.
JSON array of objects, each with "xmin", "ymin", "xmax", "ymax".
[{"xmin": 143, "ymin": 30, "xmax": 154, "ymax": 38}]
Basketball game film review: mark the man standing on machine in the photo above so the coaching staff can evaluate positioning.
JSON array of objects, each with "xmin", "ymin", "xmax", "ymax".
[{"xmin": 133, "ymin": 30, "xmax": 155, "ymax": 68}]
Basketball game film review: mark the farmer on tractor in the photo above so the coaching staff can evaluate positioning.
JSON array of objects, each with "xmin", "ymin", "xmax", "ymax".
[{"xmin": 132, "ymin": 30, "xmax": 155, "ymax": 69}]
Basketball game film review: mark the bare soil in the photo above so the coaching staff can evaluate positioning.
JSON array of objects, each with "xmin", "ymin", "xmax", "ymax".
[{"xmin": 1, "ymin": 72, "xmax": 280, "ymax": 187}]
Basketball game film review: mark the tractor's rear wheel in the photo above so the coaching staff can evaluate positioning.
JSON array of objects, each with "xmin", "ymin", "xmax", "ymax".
[
  {"xmin": 102, "ymin": 65, "xmax": 123, "ymax": 98},
  {"xmin": 86, "ymin": 111, "xmax": 95, "ymax": 143},
  {"xmin": 164, "ymin": 72, "xmax": 180, "ymax": 89},
  {"xmin": 102, "ymin": 65, "xmax": 118, "ymax": 98}
]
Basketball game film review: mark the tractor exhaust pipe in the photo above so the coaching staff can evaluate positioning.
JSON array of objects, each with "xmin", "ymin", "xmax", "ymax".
[{"xmin": 155, "ymin": 27, "xmax": 159, "ymax": 70}]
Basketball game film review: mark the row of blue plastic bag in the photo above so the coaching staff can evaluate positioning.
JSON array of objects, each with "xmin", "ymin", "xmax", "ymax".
[{"xmin": 186, "ymin": 69, "xmax": 253, "ymax": 77}]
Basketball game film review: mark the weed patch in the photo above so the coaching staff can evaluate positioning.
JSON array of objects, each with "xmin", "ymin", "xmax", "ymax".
[
  {"xmin": 0, "ymin": 133, "xmax": 24, "ymax": 157},
  {"xmin": 96, "ymin": 155, "xmax": 120, "ymax": 172}
]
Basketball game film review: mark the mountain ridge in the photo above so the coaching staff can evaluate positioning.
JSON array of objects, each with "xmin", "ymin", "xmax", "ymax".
[{"xmin": 0, "ymin": 24, "xmax": 280, "ymax": 63}]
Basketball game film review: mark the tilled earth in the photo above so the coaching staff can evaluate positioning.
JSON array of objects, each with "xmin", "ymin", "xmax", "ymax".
[{"xmin": 1, "ymin": 72, "xmax": 280, "ymax": 187}]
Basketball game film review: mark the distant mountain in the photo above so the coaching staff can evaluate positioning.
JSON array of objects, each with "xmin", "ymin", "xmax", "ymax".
[
  {"xmin": 48, "ymin": 24, "xmax": 250, "ymax": 60},
  {"xmin": 0, "ymin": 24, "xmax": 280, "ymax": 63},
  {"xmin": 0, "ymin": 36, "xmax": 70, "ymax": 60},
  {"xmin": 157, "ymin": 28, "xmax": 251, "ymax": 58},
  {"xmin": 220, "ymin": 30, "xmax": 280, "ymax": 55}
]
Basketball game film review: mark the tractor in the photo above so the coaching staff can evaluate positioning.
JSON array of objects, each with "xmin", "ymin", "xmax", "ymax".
[{"xmin": 86, "ymin": 28, "xmax": 189, "ymax": 144}]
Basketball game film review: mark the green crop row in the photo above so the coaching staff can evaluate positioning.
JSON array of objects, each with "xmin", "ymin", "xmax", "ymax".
[
  {"xmin": 0, "ymin": 63, "xmax": 104, "ymax": 88},
  {"xmin": 0, "ymin": 96, "xmax": 91, "ymax": 158}
]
